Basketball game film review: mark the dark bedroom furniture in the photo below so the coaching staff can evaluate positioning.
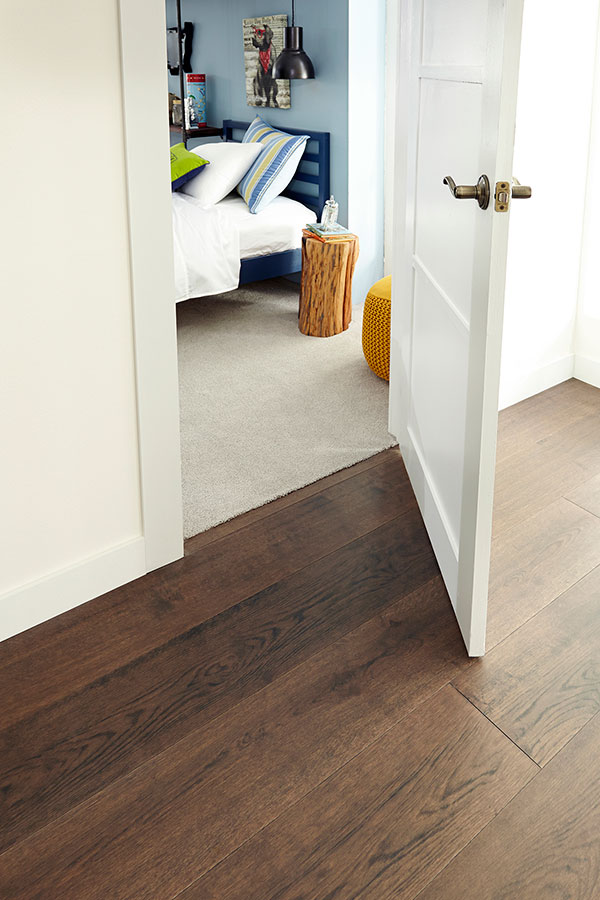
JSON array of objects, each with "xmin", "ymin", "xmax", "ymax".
[
  {"xmin": 298, "ymin": 232, "xmax": 359, "ymax": 337},
  {"xmin": 223, "ymin": 119, "xmax": 331, "ymax": 286},
  {"xmin": 170, "ymin": 124, "xmax": 223, "ymax": 140},
  {"xmin": 171, "ymin": 0, "xmax": 331, "ymax": 289},
  {"xmin": 172, "ymin": 1, "xmax": 221, "ymax": 143}
]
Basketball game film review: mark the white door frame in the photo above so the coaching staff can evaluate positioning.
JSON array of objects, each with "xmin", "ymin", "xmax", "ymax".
[{"xmin": 119, "ymin": 0, "xmax": 184, "ymax": 571}]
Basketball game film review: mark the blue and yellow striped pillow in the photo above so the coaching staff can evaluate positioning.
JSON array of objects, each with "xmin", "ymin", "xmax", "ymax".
[{"xmin": 237, "ymin": 117, "xmax": 309, "ymax": 214}]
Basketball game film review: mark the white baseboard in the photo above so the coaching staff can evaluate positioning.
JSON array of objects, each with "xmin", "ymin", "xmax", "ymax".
[
  {"xmin": 574, "ymin": 355, "xmax": 600, "ymax": 390},
  {"xmin": 0, "ymin": 537, "xmax": 146, "ymax": 643},
  {"xmin": 498, "ymin": 354, "xmax": 575, "ymax": 410}
]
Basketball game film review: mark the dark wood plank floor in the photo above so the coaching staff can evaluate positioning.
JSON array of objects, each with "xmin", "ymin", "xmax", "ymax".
[{"xmin": 1, "ymin": 378, "xmax": 599, "ymax": 899}]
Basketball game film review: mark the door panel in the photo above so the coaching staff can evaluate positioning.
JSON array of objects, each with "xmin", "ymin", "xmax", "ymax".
[
  {"xmin": 411, "ymin": 268, "xmax": 469, "ymax": 547},
  {"xmin": 422, "ymin": 0, "xmax": 489, "ymax": 68},
  {"xmin": 390, "ymin": 0, "xmax": 525, "ymax": 655},
  {"xmin": 415, "ymin": 78, "xmax": 482, "ymax": 324}
]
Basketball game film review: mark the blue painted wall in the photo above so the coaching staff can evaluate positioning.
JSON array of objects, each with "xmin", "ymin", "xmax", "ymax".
[{"xmin": 166, "ymin": 0, "xmax": 349, "ymax": 223}]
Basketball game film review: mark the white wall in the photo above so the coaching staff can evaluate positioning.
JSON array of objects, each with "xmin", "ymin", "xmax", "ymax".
[
  {"xmin": 575, "ymin": 12, "xmax": 600, "ymax": 390},
  {"xmin": 0, "ymin": 0, "xmax": 145, "ymax": 639},
  {"xmin": 499, "ymin": 0, "xmax": 600, "ymax": 409}
]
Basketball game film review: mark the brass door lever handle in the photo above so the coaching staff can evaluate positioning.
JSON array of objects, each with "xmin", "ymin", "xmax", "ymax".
[{"xmin": 443, "ymin": 174, "xmax": 490, "ymax": 210}]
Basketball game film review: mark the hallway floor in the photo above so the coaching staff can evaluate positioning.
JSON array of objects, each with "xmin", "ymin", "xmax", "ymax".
[{"xmin": 1, "ymin": 379, "xmax": 600, "ymax": 898}]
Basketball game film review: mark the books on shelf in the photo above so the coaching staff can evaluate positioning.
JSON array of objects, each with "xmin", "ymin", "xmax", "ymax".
[
  {"xmin": 304, "ymin": 223, "xmax": 353, "ymax": 243},
  {"xmin": 185, "ymin": 74, "xmax": 207, "ymax": 129}
]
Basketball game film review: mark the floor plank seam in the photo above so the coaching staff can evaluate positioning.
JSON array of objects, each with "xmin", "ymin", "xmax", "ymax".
[
  {"xmin": 562, "ymin": 494, "xmax": 600, "ymax": 521},
  {"xmin": 450, "ymin": 684, "xmax": 541, "ymax": 770},
  {"xmin": 184, "ymin": 450, "xmax": 400, "ymax": 555},
  {"xmin": 5, "ymin": 382, "xmax": 600, "ymax": 898},
  {"xmin": 1, "ymin": 673, "xmax": 451, "ymax": 882},
  {"xmin": 409, "ymin": 760, "xmax": 539, "ymax": 900},
  {"xmin": 487, "ymin": 559, "xmax": 600, "ymax": 655},
  {"xmin": 0, "ymin": 464, "xmax": 406, "ymax": 703},
  {"xmin": 412, "ymin": 703, "xmax": 600, "ymax": 900},
  {"xmin": 532, "ymin": 705, "xmax": 600, "ymax": 771},
  {"xmin": 0, "ymin": 574, "xmax": 445, "ymax": 862},
  {"xmin": 166, "ymin": 677, "xmax": 459, "ymax": 900},
  {"xmin": 0, "ymin": 501, "xmax": 427, "ymax": 739}
]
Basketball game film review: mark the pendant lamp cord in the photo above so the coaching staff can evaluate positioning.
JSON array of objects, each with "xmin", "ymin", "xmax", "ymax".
[{"xmin": 292, "ymin": 0, "xmax": 295, "ymax": 26}]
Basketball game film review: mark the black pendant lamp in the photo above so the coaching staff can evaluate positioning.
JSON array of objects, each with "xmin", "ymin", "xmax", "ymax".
[{"xmin": 274, "ymin": 0, "xmax": 315, "ymax": 80}]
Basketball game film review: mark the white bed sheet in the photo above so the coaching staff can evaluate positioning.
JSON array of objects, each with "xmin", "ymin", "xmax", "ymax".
[
  {"xmin": 172, "ymin": 192, "xmax": 317, "ymax": 303},
  {"xmin": 217, "ymin": 194, "xmax": 317, "ymax": 260},
  {"xmin": 173, "ymin": 194, "xmax": 240, "ymax": 303}
]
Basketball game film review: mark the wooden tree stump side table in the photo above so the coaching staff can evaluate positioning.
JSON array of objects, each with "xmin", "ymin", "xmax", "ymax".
[{"xmin": 298, "ymin": 234, "xmax": 360, "ymax": 337}]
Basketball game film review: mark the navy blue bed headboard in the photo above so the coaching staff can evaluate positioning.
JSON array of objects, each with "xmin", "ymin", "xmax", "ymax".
[{"xmin": 223, "ymin": 119, "xmax": 330, "ymax": 218}]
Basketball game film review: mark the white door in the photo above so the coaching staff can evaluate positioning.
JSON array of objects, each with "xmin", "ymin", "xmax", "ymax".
[{"xmin": 389, "ymin": 0, "xmax": 527, "ymax": 655}]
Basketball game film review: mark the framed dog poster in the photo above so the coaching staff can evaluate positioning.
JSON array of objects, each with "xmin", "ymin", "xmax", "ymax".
[{"xmin": 243, "ymin": 15, "xmax": 291, "ymax": 109}]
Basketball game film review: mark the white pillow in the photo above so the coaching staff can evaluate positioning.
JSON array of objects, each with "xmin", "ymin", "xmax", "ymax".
[{"xmin": 180, "ymin": 142, "xmax": 262, "ymax": 207}]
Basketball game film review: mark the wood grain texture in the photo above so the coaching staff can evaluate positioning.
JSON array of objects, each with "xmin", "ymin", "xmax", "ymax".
[
  {"xmin": 416, "ymin": 712, "xmax": 600, "ymax": 900},
  {"xmin": 299, "ymin": 235, "xmax": 359, "ymax": 336},
  {"xmin": 2, "ymin": 380, "xmax": 599, "ymax": 900},
  {"xmin": 342, "ymin": 232, "xmax": 360, "ymax": 325},
  {"xmin": 496, "ymin": 378, "xmax": 600, "ymax": 465},
  {"xmin": 0, "ymin": 452, "xmax": 410, "ymax": 732},
  {"xmin": 456, "ymin": 565, "xmax": 600, "ymax": 766},
  {"xmin": 0, "ymin": 506, "xmax": 438, "ymax": 853},
  {"xmin": 492, "ymin": 410, "xmax": 600, "ymax": 537},
  {"xmin": 487, "ymin": 497, "xmax": 600, "ymax": 648},
  {"xmin": 185, "ymin": 448, "xmax": 397, "ymax": 553},
  {"xmin": 183, "ymin": 687, "xmax": 536, "ymax": 900},
  {"xmin": 0, "ymin": 579, "xmax": 476, "ymax": 900},
  {"xmin": 566, "ymin": 472, "xmax": 600, "ymax": 519}
]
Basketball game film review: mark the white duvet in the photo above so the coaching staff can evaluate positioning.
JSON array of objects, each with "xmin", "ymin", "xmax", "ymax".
[{"xmin": 172, "ymin": 193, "xmax": 240, "ymax": 303}]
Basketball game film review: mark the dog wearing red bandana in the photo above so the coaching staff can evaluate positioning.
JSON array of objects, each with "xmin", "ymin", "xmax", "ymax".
[{"xmin": 252, "ymin": 24, "xmax": 279, "ymax": 107}]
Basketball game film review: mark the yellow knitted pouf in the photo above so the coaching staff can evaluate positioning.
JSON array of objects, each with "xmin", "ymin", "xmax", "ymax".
[{"xmin": 362, "ymin": 275, "xmax": 391, "ymax": 381}]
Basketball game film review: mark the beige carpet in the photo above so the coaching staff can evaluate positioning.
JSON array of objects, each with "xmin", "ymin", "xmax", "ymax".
[{"xmin": 177, "ymin": 278, "xmax": 396, "ymax": 539}]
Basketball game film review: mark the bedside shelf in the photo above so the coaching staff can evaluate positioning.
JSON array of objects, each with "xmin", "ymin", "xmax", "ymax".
[{"xmin": 169, "ymin": 124, "xmax": 223, "ymax": 140}]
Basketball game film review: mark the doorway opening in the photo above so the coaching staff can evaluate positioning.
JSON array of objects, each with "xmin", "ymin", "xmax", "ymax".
[{"xmin": 164, "ymin": 0, "xmax": 394, "ymax": 540}]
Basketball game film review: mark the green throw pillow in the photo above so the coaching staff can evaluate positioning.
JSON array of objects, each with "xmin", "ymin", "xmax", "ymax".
[{"xmin": 170, "ymin": 143, "xmax": 209, "ymax": 192}]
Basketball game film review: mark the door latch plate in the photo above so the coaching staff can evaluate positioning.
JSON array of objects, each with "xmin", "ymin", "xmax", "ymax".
[{"xmin": 495, "ymin": 181, "xmax": 510, "ymax": 212}]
